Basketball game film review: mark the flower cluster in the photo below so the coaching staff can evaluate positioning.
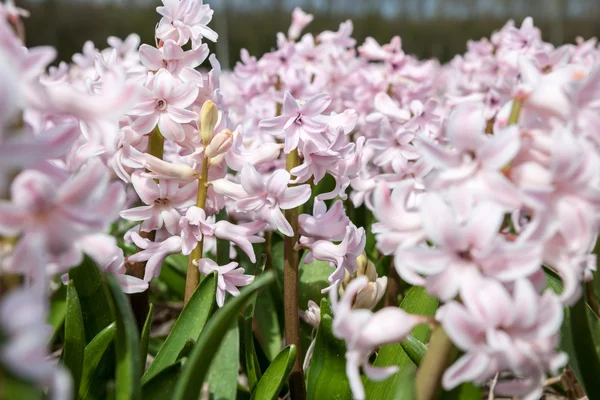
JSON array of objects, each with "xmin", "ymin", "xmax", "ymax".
[{"xmin": 1, "ymin": 2, "xmax": 599, "ymax": 399}]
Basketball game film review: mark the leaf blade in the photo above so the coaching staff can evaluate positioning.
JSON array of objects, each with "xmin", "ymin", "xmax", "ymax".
[
  {"xmin": 64, "ymin": 282, "xmax": 85, "ymax": 396},
  {"xmin": 251, "ymin": 345, "xmax": 297, "ymax": 400}
]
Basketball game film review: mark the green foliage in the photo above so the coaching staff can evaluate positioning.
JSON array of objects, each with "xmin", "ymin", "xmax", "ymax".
[
  {"xmin": 306, "ymin": 298, "xmax": 352, "ymax": 400},
  {"xmin": 141, "ymin": 363, "xmax": 182, "ymax": 400},
  {"xmin": 139, "ymin": 304, "xmax": 154, "ymax": 372},
  {"xmin": 68, "ymin": 256, "xmax": 114, "ymax": 343},
  {"xmin": 142, "ymin": 273, "xmax": 217, "ymax": 383},
  {"xmin": 64, "ymin": 282, "xmax": 85, "ymax": 396},
  {"xmin": 79, "ymin": 322, "xmax": 116, "ymax": 400},
  {"xmin": 48, "ymin": 284, "xmax": 67, "ymax": 344},
  {"xmin": 207, "ymin": 322, "xmax": 240, "ymax": 400},
  {"xmin": 251, "ymin": 345, "xmax": 297, "ymax": 400},
  {"xmin": 365, "ymin": 286, "xmax": 439, "ymax": 398},
  {"xmin": 106, "ymin": 275, "xmax": 142, "ymax": 400},
  {"xmin": 172, "ymin": 271, "xmax": 276, "ymax": 400},
  {"xmin": 254, "ymin": 290, "xmax": 283, "ymax": 361}
]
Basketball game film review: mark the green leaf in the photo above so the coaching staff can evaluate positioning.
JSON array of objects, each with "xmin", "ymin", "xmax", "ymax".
[
  {"xmin": 216, "ymin": 208, "xmax": 230, "ymax": 266},
  {"xmin": 544, "ymin": 266, "xmax": 563, "ymax": 294},
  {"xmin": 566, "ymin": 293, "xmax": 600, "ymax": 398},
  {"xmin": 251, "ymin": 345, "xmax": 297, "ymax": 400},
  {"xmin": 106, "ymin": 274, "xmax": 141, "ymax": 400},
  {"xmin": 158, "ymin": 262, "xmax": 185, "ymax": 298},
  {"xmin": 141, "ymin": 363, "xmax": 182, "ymax": 400},
  {"xmin": 0, "ymin": 371, "xmax": 44, "ymax": 400},
  {"xmin": 172, "ymin": 271, "xmax": 276, "ymax": 400},
  {"xmin": 140, "ymin": 303, "xmax": 154, "ymax": 373},
  {"xmin": 243, "ymin": 256, "xmax": 267, "ymax": 391},
  {"xmin": 69, "ymin": 256, "xmax": 114, "ymax": 343},
  {"xmin": 143, "ymin": 273, "xmax": 217, "ymax": 383},
  {"xmin": 207, "ymin": 321, "xmax": 240, "ymax": 400},
  {"xmin": 365, "ymin": 286, "xmax": 439, "ymax": 399},
  {"xmin": 64, "ymin": 282, "xmax": 85, "ymax": 396},
  {"xmin": 79, "ymin": 323, "xmax": 116, "ymax": 400},
  {"xmin": 48, "ymin": 284, "xmax": 67, "ymax": 344},
  {"xmin": 255, "ymin": 290, "xmax": 282, "ymax": 361},
  {"xmin": 176, "ymin": 339, "xmax": 195, "ymax": 361},
  {"xmin": 400, "ymin": 335, "xmax": 427, "ymax": 366},
  {"xmin": 441, "ymin": 382, "xmax": 482, "ymax": 400},
  {"xmin": 306, "ymin": 298, "xmax": 352, "ymax": 400}
]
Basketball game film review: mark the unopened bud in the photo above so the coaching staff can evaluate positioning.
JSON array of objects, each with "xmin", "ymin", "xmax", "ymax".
[
  {"xmin": 353, "ymin": 277, "xmax": 388, "ymax": 310},
  {"xmin": 144, "ymin": 153, "xmax": 197, "ymax": 179},
  {"xmin": 356, "ymin": 252, "xmax": 368, "ymax": 276},
  {"xmin": 205, "ymin": 128, "xmax": 233, "ymax": 159},
  {"xmin": 199, "ymin": 100, "xmax": 219, "ymax": 144}
]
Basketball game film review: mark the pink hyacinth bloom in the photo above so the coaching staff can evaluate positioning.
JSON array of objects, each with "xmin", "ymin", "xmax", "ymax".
[
  {"xmin": 156, "ymin": 0, "xmax": 218, "ymax": 48},
  {"xmin": 0, "ymin": 161, "xmax": 124, "ymax": 271},
  {"xmin": 299, "ymin": 199, "xmax": 349, "ymax": 242},
  {"xmin": 211, "ymin": 164, "xmax": 311, "ymax": 237},
  {"xmin": 129, "ymin": 69, "xmax": 198, "ymax": 141},
  {"xmin": 259, "ymin": 91, "xmax": 331, "ymax": 154},
  {"xmin": 287, "ymin": 8, "xmax": 313, "ymax": 41},
  {"xmin": 128, "ymin": 232, "xmax": 182, "ymax": 281},
  {"xmin": 120, "ymin": 170, "xmax": 197, "ymax": 235},
  {"xmin": 395, "ymin": 192, "xmax": 541, "ymax": 301},
  {"xmin": 179, "ymin": 206, "xmax": 265, "ymax": 262},
  {"xmin": 195, "ymin": 258, "xmax": 254, "ymax": 307},
  {"xmin": 331, "ymin": 276, "xmax": 429, "ymax": 400},
  {"xmin": 415, "ymin": 102, "xmax": 522, "ymax": 210},
  {"xmin": 0, "ymin": 286, "xmax": 72, "ymax": 399},
  {"xmin": 439, "ymin": 278, "xmax": 566, "ymax": 399},
  {"xmin": 139, "ymin": 39, "xmax": 209, "ymax": 75},
  {"xmin": 371, "ymin": 181, "xmax": 425, "ymax": 255},
  {"xmin": 224, "ymin": 130, "xmax": 282, "ymax": 172},
  {"xmin": 302, "ymin": 224, "xmax": 366, "ymax": 290}
]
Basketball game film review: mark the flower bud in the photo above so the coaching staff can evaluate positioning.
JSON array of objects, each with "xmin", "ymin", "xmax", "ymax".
[
  {"xmin": 144, "ymin": 153, "xmax": 196, "ymax": 180},
  {"xmin": 338, "ymin": 253, "xmax": 387, "ymax": 310},
  {"xmin": 199, "ymin": 100, "xmax": 219, "ymax": 144},
  {"xmin": 205, "ymin": 128, "xmax": 233, "ymax": 159}
]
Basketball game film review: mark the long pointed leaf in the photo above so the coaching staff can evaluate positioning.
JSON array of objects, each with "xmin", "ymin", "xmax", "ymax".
[
  {"xmin": 106, "ymin": 274, "xmax": 141, "ymax": 400},
  {"xmin": 172, "ymin": 271, "xmax": 275, "ymax": 400},
  {"xmin": 64, "ymin": 282, "xmax": 85, "ymax": 396},
  {"xmin": 243, "ymin": 255, "xmax": 267, "ymax": 391},
  {"xmin": 142, "ymin": 273, "xmax": 217, "ymax": 383},
  {"xmin": 251, "ymin": 345, "xmax": 297, "ymax": 400},
  {"xmin": 142, "ymin": 363, "xmax": 182, "ymax": 400},
  {"xmin": 207, "ymin": 321, "xmax": 240, "ymax": 399},
  {"xmin": 140, "ymin": 304, "xmax": 154, "ymax": 373},
  {"xmin": 306, "ymin": 298, "xmax": 352, "ymax": 400},
  {"xmin": 69, "ymin": 256, "xmax": 114, "ymax": 343},
  {"xmin": 566, "ymin": 293, "xmax": 600, "ymax": 398},
  {"xmin": 48, "ymin": 284, "xmax": 67, "ymax": 344},
  {"xmin": 79, "ymin": 322, "xmax": 116, "ymax": 400}
]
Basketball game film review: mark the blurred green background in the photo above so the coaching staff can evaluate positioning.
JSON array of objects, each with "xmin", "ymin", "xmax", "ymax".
[{"xmin": 20, "ymin": 0, "xmax": 600, "ymax": 66}]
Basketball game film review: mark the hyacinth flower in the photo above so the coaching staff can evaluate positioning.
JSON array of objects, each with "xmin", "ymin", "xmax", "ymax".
[
  {"xmin": 331, "ymin": 277, "xmax": 430, "ymax": 400},
  {"xmin": 259, "ymin": 91, "xmax": 332, "ymax": 154},
  {"xmin": 211, "ymin": 163, "xmax": 311, "ymax": 236},
  {"xmin": 194, "ymin": 258, "xmax": 254, "ymax": 307}
]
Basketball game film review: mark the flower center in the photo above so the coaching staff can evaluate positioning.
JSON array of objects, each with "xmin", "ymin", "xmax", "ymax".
[
  {"xmin": 294, "ymin": 114, "xmax": 303, "ymax": 126},
  {"xmin": 156, "ymin": 99, "xmax": 167, "ymax": 111},
  {"xmin": 154, "ymin": 198, "xmax": 169, "ymax": 205}
]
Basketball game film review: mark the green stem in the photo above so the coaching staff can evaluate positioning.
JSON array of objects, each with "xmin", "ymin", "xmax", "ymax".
[
  {"xmin": 184, "ymin": 154, "xmax": 210, "ymax": 304},
  {"xmin": 507, "ymin": 98, "xmax": 523, "ymax": 126},
  {"xmin": 283, "ymin": 148, "xmax": 306, "ymax": 399},
  {"xmin": 415, "ymin": 327, "xmax": 458, "ymax": 400}
]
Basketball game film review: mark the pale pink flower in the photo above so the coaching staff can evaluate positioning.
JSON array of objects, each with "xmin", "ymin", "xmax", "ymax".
[
  {"xmin": 128, "ymin": 232, "xmax": 183, "ymax": 281},
  {"xmin": 120, "ymin": 171, "xmax": 196, "ymax": 235},
  {"xmin": 299, "ymin": 199, "xmax": 349, "ymax": 242},
  {"xmin": 0, "ymin": 161, "xmax": 124, "ymax": 271},
  {"xmin": 259, "ymin": 91, "xmax": 331, "ymax": 154},
  {"xmin": 139, "ymin": 39, "xmax": 209, "ymax": 75},
  {"xmin": 395, "ymin": 192, "xmax": 541, "ymax": 300},
  {"xmin": 0, "ymin": 286, "xmax": 72, "ymax": 399},
  {"xmin": 156, "ymin": 0, "xmax": 218, "ymax": 48},
  {"xmin": 179, "ymin": 206, "xmax": 265, "ymax": 261},
  {"xmin": 301, "ymin": 224, "xmax": 366, "ymax": 290},
  {"xmin": 129, "ymin": 69, "xmax": 198, "ymax": 141},
  {"xmin": 331, "ymin": 276, "xmax": 428, "ymax": 400},
  {"xmin": 287, "ymin": 8, "xmax": 313, "ymax": 41},
  {"xmin": 211, "ymin": 164, "xmax": 311, "ymax": 236},
  {"xmin": 195, "ymin": 258, "xmax": 254, "ymax": 307},
  {"xmin": 439, "ymin": 278, "xmax": 566, "ymax": 399}
]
